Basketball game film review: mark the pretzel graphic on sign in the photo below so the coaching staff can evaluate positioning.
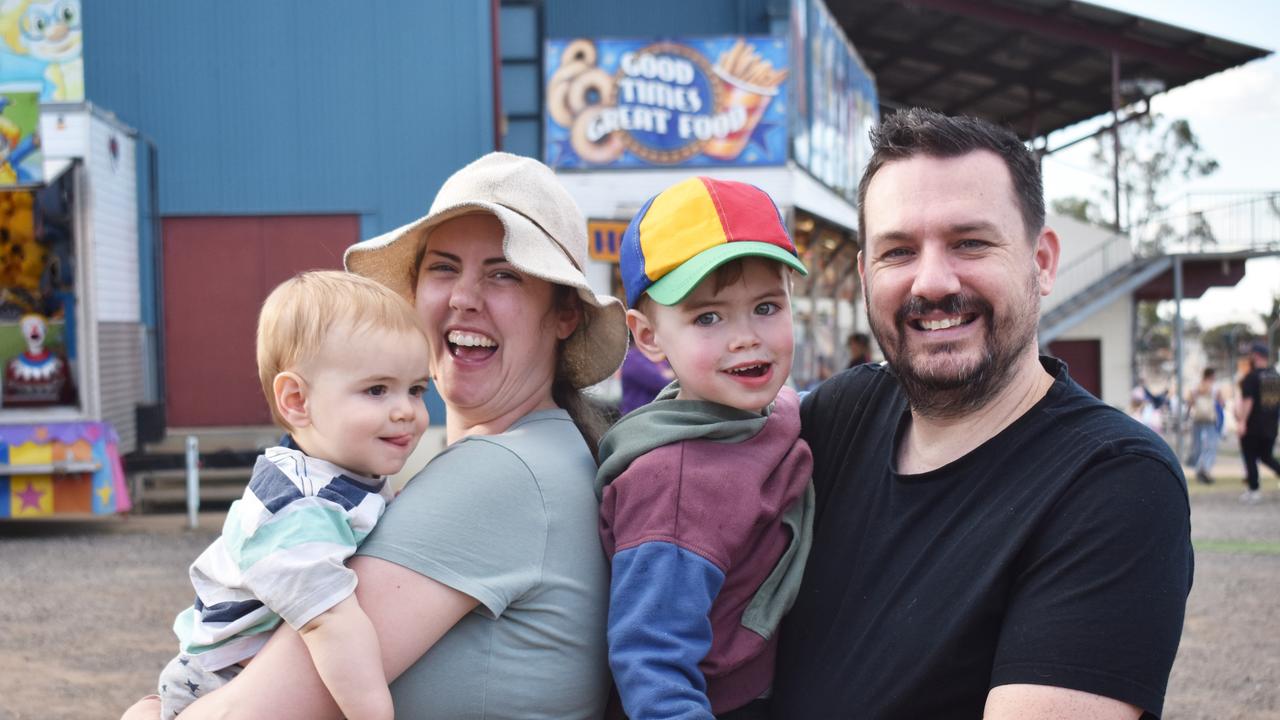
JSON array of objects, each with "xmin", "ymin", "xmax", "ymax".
[{"xmin": 547, "ymin": 40, "xmax": 624, "ymax": 164}]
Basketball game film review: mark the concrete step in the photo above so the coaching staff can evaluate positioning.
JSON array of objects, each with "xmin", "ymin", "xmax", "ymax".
[
  {"xmin": 130, "ymin": 466, "xmax": 252, "ymax": 512},
  {"xmin": 142, "ymin": 426, "xmax": 282, "ymax": 455}
]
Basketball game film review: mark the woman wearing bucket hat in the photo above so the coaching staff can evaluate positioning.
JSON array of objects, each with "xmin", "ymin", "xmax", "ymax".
[{"xmin": 124, "ymin": 153, "xmax": 627, "ymax": 720}]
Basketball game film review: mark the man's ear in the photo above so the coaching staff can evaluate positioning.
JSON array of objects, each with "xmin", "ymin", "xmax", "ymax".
[
  {"xmin": 273, "ymin": 371, "xmax": 311, "ymax": 429},
  {"xmin": 1033, "ymin": 227, "xmax": 1061, "ymax": 297},
  {"xmin": 626, "ymin": 308, "xmax": 667, "ymax": 363}
]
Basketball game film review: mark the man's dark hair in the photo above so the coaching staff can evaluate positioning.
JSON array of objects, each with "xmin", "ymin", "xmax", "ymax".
[
  {"xmin": 847, "ymin": 332, "xmax": 870, "ymax": 347},
  {"xmin": 856, "ymin": 108, "xmax": 1045, "ymax": 241}
]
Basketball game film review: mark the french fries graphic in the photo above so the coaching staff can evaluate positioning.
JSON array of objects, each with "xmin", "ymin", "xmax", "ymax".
[
  {"xmin": 704, "ymin": 39, "xmax": 787, "ymax": 160},
  {"xmin": 715, "ymin": 38, "xmax": 788, "ymax": 90}
]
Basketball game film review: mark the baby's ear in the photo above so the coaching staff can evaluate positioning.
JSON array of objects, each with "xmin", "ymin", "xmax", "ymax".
[
  {"xmin": 273, "ymin": 371, "xmax": 312, "ymax": 428},
  {"xmin": 626, "ymin": 308, "xmax": 666, "ymax": 363}
]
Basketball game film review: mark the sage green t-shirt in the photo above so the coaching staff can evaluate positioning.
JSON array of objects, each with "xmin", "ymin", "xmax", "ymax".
[{"xmin": 357, "ymin": 409, "xmax": 610, "ymax": 719}]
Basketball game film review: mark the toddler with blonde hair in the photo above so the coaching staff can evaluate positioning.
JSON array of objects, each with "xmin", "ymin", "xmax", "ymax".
[{"xmin": 157, "ymin": 271, "xmax": 432, "ymax": 720}]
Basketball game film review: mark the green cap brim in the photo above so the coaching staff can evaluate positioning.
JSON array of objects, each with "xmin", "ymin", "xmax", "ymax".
[{"xmin": 645, "ymin": 241, "xmax": 808, "ymax": 306}]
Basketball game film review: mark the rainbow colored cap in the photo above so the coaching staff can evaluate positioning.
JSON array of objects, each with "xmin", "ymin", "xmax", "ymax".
[{"xmin": 620, "ymin": 177, "xmax": 807, "ymax": 308}]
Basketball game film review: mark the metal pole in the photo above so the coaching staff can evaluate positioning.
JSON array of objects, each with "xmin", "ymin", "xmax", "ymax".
[
  {"xmin": 1111, "ymin": 51, "xmax": 1123, "ymax": 233},
  {"xmin": 808, "ymin": 240, "xmax": 820, "ymax": 384},
  {"xmin": 185, "ymin": 435, "xmax": 200, "ymax": 529},
  {"xmin": 1130, "ymin": 299, "xmax": 1140, "ymax": 392},
  {"xmin": 1172, "ymin": 257, "xmax": 1185, "ymax": 459}
]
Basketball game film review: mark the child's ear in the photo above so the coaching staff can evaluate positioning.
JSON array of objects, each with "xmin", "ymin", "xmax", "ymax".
[
  {"xmin": 273, "ymin": 371, "xmax": 312, "ymax": 429},
  {"xmin": 626, "ymin": 309, "xmax": 667, "ymax": 363}
]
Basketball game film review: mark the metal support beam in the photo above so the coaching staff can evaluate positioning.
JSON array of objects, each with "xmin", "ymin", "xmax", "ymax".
[
  {"xmin": 1111, "ymin": 51, "xmax": 1123, "ymax": 233},
  {"xmin": 855, "ymin": 35, "xmax": 1110, "ymax": 112},
  {"xmin": 1039, "ymin": 100, "xmax": 1149, "ymax": 156},
  {"xmin": 893, "ymin": 29, "xmax": 1022, "ymax": 100},
  {"xmin": 900, "ymin": 0, "xmax": 1221, "ymax": 74},
  {"xmin": 1173, "ymin": 256, "xmax": 1185, "ymax": 459}
]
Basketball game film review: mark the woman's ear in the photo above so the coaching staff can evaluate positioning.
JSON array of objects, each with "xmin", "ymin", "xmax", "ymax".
[
  {"xmin": 626, "ymin": 309, "xmax": 666, "ymax": 363},
  {"xmin": 273, "ymin": 371, "xmax": 312, "ymax": 429},
  {"xmin": 554, "ymin": 296, "xmax": 581, "ymax": 341}
]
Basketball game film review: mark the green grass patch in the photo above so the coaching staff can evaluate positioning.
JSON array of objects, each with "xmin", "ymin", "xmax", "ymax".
[{"xmin": 1193, "ymin": 539, "xmax": 1280, "ymax": 555}]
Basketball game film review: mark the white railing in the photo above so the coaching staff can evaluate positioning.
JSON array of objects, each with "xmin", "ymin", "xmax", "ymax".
[
  {"xmin": 1047, "ymin": 191, "xmax": 1280, "ymax": 314},
  {"xmin": 1044, "ymin": 233, "xmax": 1135, "ymax": 314},
  {"xmin": 1132, "ymin": 191, "xmax": 1280, "ymax": 254}
]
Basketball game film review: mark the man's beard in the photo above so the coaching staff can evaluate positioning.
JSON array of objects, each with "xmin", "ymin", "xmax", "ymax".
[{"xmin": 866, "ymin": 276, "xmax": 1040, "ymax": 419}]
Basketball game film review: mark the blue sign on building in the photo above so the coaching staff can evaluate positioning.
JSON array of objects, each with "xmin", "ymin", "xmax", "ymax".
[{"xmin": 545, "ymin": 36, "xmax": 789, "ymax": 169}]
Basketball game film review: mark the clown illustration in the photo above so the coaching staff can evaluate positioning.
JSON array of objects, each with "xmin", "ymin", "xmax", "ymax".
[
  {"xmin": 0, "ymin": 0, "xmax": 82, "ymax": 101},
  {"xmin": 4, "ymin": 312, "xmax": 75, "ymax": 406}
]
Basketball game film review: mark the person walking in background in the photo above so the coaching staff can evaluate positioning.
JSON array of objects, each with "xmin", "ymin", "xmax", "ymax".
[
  {"xmin": 619, "ymin": 344, "xmax": 674, "ymax": 415},
  {"xmin": 845, "ymin": 331, "xmax": 872, "ymax": 369},
  {"xmin": 1236, "ymin": 342, "xmax": 1280, "ymax": 504},
  {"xmin": 1186, "ymin": 367, "xmax": 1224, "ymax": 485}
]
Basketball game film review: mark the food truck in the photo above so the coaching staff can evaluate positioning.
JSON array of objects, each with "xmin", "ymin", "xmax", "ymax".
[{"xmin": 0, "ymin": 99, "xmax": 144, "ymax": 519}]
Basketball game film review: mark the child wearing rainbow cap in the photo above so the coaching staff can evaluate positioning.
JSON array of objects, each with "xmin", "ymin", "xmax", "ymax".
[{"xmin": 596, "ymin": 177, "xmax": 815, "ymax": 720}]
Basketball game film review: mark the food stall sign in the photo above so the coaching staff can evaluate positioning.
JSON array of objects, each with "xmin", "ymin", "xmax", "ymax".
[
  {"xmin": 789, "ymin": 0, "xmax": 879, "ymax": 203},
  {"xmin": 587, "ymin": 219, "xmax": 629, "ymax": 262},
  {"xmin": 545, "ymin": 36, "xmax": 789, "ymax": 169}
]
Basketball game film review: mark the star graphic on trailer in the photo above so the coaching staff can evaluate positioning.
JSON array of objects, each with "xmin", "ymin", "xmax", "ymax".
[
  {"xmin": 16, "ymin": 482, "xmax": 44, "ymax": 510},
  {"xmin": 185, "ymin": 680, "xmax": 200, "ymax": 696}
]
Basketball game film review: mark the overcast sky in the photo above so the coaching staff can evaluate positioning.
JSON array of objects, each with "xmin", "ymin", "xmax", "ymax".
[{"xmin": 1041, "ymin": 0, "xmax": 1279, "ymax": 332}]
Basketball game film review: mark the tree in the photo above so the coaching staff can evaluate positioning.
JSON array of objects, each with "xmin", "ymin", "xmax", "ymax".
[
  {"xmin": 1050, "ymin": 196, "xmax": 1105, "ymax": 227},
  {"xmin": 1201, "ymin": 321, "xmax": 1256, "ymax": 365},
  {"xmin": 1264, "ymin": 293, "xmax": 1280, "ymax": 364},
  {"xmin": 1136, "ymin": 300, "xmax": 1171, "ymax": 354},
  {"xmin": 1050, "ymin": 113, "xmax": 1219, "ymax": 253}
]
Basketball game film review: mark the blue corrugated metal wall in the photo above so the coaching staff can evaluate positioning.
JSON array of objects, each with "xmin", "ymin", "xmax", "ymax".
[
  {"xmin": 545, "ymin": 0, "xmax": 778, "ymax": 37},
  {"xmin": 83, "ymin": 0, "xmax": 496, "ymax": 235}
]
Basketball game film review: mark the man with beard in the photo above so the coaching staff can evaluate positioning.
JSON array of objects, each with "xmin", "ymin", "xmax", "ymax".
[{"xmin": 771, "ymin": 109, "xmax": 1193, "ymax": 720}]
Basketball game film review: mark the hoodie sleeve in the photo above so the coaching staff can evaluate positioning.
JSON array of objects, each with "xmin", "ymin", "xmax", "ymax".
[
  {"xmin": 600, "ymin": 444, "xmax": 726, "ymax": 720},
  {"xmin": 608, "ymin": 541, "xmax": 722, "ymax": 720}
]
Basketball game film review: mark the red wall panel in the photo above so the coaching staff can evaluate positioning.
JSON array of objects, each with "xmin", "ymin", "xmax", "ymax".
[
  {"xmin": 1048, "ymin": 339, "xmax": 1102, "ymax": 399},
  {"xmin": 162, "ymin": 215, "xmax": 359, "ymax": 426}
]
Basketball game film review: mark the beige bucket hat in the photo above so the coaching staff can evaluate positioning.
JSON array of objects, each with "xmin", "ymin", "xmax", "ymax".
[{"xmin": 344, "ymin": 152, "xmax": 627, "ymax": 389}]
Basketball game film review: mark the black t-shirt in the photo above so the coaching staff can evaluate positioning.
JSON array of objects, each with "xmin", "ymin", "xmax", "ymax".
[
  {"xmin": 772, "ymin": 358, "xmax": 1193, "ymax": 719},
  {"xmin": 1240, "ymin": 367, "xmax": 1280, "ymax": 438}
]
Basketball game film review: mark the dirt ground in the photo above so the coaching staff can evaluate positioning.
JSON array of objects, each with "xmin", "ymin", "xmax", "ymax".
[{"xmin": 1, "ymin": 455, "xmax": 1278, "ymax": 719}]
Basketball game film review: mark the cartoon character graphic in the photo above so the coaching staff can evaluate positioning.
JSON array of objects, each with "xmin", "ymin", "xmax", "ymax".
[
  {"xmin": 0, "ymin": 0, "xmax": 82, "ymax": 101},
  {"xmin": 0, "ymin": 98, "xmax": 39, "ymax": 183}
]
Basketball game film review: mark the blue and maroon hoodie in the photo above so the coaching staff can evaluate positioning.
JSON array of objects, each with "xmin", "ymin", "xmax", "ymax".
[{"xmin": 596, "ymin": 383, "xmax": 814, "ymax": 719}]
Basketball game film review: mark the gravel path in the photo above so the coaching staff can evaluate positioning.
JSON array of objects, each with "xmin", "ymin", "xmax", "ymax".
[
  {"xmin": 0, "ymin": 513, "xmax": 220, "ymax": 720},
  {"xmin": 1, "ymin": 474, "xmax": 1277, "ymax": 719}
]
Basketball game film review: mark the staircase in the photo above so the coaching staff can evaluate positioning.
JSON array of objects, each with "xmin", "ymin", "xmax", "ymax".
[
  {"xmin": 1041, "ymin": 192, "xmax": 1280, "ymax": 346},
  {"xmin": 1040, "ymin": 254, "xmax": 1170, "ymax": 345}
]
